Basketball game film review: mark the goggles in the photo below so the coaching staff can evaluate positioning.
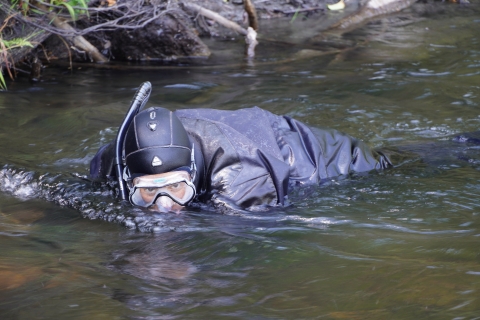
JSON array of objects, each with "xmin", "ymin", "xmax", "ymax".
[{"xmin": 127, "ymin": 171, "xmax": 196, "ymax": 208}]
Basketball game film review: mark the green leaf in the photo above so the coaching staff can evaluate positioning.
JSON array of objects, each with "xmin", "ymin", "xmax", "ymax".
[
  {"xmin": 0, "ymin": 70, "xmax": 6, "ymax": 91},
  {"xmin": 4, "ymin": 38, "xmax": 33, "ymax": 49},
  {"xmin": 10, "ymin": 0, "xmax": 19, "ymax": 9},
  {"xmin": 75, "ymin": 0, "xmax": 88, "ymax": 9},
  {"xmin": 75, "ymin": 0, "xmax": 89, "ymax": 17},
  {"xmin": 290, "ymin": 10, "xmax": 299, "ymax": 24},
  {"xmin": 61, "ymin": 2, "xmax": 76, "ymax": 21},
  {"xmin": 21, "ymin": 0, "xmax": 29, "ymax": 14},
  {"xmin": 31, "ymin": 8, "xmax": 45, "ymax": 15}
]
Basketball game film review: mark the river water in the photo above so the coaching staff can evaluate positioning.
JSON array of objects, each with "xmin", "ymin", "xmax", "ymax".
[{"xmin": 1, "ymin": 3, "xmax": 480, "ymax": 319}]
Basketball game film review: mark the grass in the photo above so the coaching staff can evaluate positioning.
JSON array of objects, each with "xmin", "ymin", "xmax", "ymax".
[{"xmin": 0, "ymin": 0, "xmax": 90, "ymax": 90}]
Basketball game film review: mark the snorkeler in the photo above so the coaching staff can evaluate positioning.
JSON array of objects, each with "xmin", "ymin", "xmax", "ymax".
[{"xmin": 90, "ymin": 82, "xmax": 394, "ymax": 212}]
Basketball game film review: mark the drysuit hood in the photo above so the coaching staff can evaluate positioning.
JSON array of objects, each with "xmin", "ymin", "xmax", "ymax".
[{"xmin": 124, "ymin": 107, "xmax": 192, "ymax": 176}]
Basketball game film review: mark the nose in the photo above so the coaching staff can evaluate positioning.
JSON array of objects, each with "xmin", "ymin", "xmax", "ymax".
[
  {"xmin": 153, "ymin": 196, "xmax": 176, "ymax": 213},
  {"xmin": 153, "ymin": 196, "xmax": 186, "ymax": 213}
]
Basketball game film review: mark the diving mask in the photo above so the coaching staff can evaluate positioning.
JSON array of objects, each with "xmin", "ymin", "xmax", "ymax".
[{"xmin": 128, "ymin": 171, "xmax": 196, "ymax": 208}]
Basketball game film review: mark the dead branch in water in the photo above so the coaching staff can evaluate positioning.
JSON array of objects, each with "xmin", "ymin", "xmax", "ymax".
[
  {"xmin": 244, "ymin": 0, "xmax": 258, "ymax": 31},
  {"xmin": 182, "ymin": 2, "xmax": 248, "ymax": 36},
  {"xmin": 245, "ymin": 27, "xmax": 258, "ymax": 58},
  {"xmin": 329, "ymin": 0, "xmax": 417, "ymax": 31},
  {"xmin": 182, "ymin": 2, "xmax": 260, "ymax": 58}
]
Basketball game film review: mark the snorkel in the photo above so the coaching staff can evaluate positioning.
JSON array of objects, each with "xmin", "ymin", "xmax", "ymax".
[{"xmin": 114, "ymin": 82, "xmax": 152, "ymax": 200}]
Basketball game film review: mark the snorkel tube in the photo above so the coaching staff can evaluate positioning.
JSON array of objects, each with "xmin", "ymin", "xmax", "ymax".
[{"xmin": 114, "ymin": 81, "xmax": 152, "ymax": 200}]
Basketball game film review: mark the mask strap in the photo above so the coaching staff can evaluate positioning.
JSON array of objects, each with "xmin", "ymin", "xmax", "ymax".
[{"xmin": 123, "ymin": 166, "xmax": 131, "ymax": 185}]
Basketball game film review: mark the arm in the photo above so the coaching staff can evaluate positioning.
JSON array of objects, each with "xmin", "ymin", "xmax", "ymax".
[{"xmin": 89, "ymin": 142, "xmax": 116, "ymax": 181}]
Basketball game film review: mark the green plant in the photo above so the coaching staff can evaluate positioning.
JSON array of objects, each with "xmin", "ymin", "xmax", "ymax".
[
  {"xmin": 10, "ymin": 0, "xmax": 31, "ymax": 15},
  {"xmin": 0, "ymin": 18, "xmax": 12, "ymax": 91},
  {"xmin": 0, "ymin": 69, "xmax": 6, "ymax": 91},
  {"xmin": 1, "ymin": 37, "xmax": 34, "ymax": 91},
  {"xmin": 3, "ymin": 38, "xmax": 34, "ymax": 49},
  {"xmin": 290, "ymin": 9, "xmax": 299, "ymax": 24},
  {"xmin": 0, "ymin": 40, "xmax": 10, "ymax": 90},
  {"xmin": 51, "ymin": 0, "xmax": 90, "ymax": 21},
  {"xmin": 1, "ymin": 0, "xmax": 91, "ymax": 90},
  {"xmin": 0, "ymin": 15, "xmax": 35, "ymax": 91},
  {"xmin": 11, "ymin": 0, "xmax": 90, "ymax": 21}
]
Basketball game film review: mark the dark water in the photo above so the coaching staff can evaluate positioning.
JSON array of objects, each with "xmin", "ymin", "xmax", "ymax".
[{"xmin": 1, "ymin": 3, "xmax": 480, "ymax": 319}]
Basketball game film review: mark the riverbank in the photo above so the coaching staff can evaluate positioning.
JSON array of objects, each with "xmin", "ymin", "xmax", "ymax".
[{"xmin": 0, "ymin": 0, "xmax": 471, "ymax": 88}]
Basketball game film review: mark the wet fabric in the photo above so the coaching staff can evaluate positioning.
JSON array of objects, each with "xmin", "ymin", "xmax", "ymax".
[{"xmin": 90, "ymin": 107, "xmax": 393, "ymax": 210}]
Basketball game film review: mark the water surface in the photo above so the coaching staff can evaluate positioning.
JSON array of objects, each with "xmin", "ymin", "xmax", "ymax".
[{"xmin": 1, "ymin": 3, "xmax": 480, "ymax": 319}]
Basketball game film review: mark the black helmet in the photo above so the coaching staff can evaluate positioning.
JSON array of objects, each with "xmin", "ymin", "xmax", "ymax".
[{"xmin": 124, "ymin": 107, "xmax": 193, "ymax": 176}]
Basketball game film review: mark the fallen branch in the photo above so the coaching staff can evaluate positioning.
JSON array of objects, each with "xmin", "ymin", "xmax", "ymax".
[
  {"xmin": 245, "ymin": 27, "xmax": 258, "ymax": 58},
  {"xmin": 182, "ymin": 2, "xmax": 248, "ymax": 36},
  {"xmin": 54, "ymin": 21, "xmax": 108, "ymax": 63},
  {"xmin": 36, "ymin": 2, "xmax": 108, "ymax": 62},
  {"xmin": 49, "ymin": 23, "xmax": 108, "ymax": 63},
  {"xmin": 182, "ymin": 2, "xmax": 260, "ymax": 58},
  {"xmin": 329, "ymin": 0, "xmax": 416, "ymax": 30},
  {"xmin": 244, "ymin": 0, "xmax": 258, "ymax": 31}
]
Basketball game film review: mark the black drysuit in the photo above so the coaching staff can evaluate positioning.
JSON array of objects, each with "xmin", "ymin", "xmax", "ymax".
[{"xmin": 90, "ymin": 107, "xmax": 393, "ymax": 209}]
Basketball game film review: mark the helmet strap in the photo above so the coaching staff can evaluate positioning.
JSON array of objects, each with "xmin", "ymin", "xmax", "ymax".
[
  {"xmin": 190, "ymin": 143, "xmax": 197, "ymax": 182},
  {"xmin": 123, "ymin": 166, "xmax": 133, "ymax": 189}
]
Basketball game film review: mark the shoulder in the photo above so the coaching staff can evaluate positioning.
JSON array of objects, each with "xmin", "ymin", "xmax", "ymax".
[{"xmin": 174, "ymin": 106, "xmax": 276, "ymax": 120}]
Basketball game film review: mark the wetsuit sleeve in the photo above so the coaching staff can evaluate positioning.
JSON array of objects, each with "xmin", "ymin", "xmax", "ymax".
[
  {"xmin": 178, "ymin": 115, "xmax": 289, "ymax": 210},
  {"xmin": 89, "ymin": 141, "xmax": 116, "ymax": 181},
  {"xmin": 270, "ymin": 115, "xmax": 393, "ymax": 185},
  {"xmin": 308, "ymin": 124, "xmax": 393, "ymax": 177}
]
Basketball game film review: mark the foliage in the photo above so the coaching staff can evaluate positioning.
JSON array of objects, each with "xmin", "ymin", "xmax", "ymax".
[
  {"xmin": 2, "ymin": 38, "xmax": 34, "ymax": 49},
  {"xmin": 11, "ymin": 0, "xmax": 90, "ymax": 21},
  {"xmin": 0, "ymin": 20, "xmax": 12, "ymax": 91},
  {"xmin": 1, "ymin": 0, "xmax": 90, "ymax": 90},
  {"xmin": 55, "ymin": 0, "xmax": 90, "ymax": 21},
  {"xmin": 0, "ymin": 69, "xmax": 6, "ymax": 91},
  {"xmin": 0, "ymin": 36, "xmax": 34, "ymax": 91},
  {"xmin": 290, "ymin": 10, "xmax": 299, "ymax": 24},
  {"xmin": 0, "ymin": 17, "xmax": 35, "ymax": 91}
]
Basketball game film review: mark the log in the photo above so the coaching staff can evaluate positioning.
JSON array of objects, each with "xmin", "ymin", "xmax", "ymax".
[{"xmin": 182, "ymin": 2, "xmax": 248, "ymax": 36}]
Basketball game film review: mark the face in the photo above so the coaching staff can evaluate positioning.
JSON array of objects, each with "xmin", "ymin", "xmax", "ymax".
[
  {"xmin": 138, "ymin": 183, "xmax": 187, "ymax": 213},
  {"xmin": 131, "ymin": 170, "xmax": 194, "ymax": 213},
  {"xmin": 149, "ymin": 195, "xmax": 185, "ymax": 213}
]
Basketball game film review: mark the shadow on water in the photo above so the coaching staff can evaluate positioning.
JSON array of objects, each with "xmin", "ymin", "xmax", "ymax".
[{"xmin": 1, "ymin": 3, "xmax": 480, "ymax": 319}]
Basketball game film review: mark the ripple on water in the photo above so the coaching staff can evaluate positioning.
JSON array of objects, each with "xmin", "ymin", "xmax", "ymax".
[{"xmin": 0, "ymin": 148, "xmax": 479, "ymax": 238}]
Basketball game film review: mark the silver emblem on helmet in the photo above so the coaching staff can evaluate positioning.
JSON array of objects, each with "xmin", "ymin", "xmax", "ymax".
[
  {"xmin": 147, "ymin": 121, "xmax": 157, "ymax": 131},
  {"xmin": 151, "ymin": 156, "xmax": 162, "ymax": 167},
  {"xmin": 150, "ymin": 111, "xmax": 156, "ymax": 119}
]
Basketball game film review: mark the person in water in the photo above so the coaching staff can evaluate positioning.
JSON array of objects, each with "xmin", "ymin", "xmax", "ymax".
[
  {"xmin": 88, "ymin": 82, "xmax": 480, "ymax": 213},
  {"xmin": 90, "ymin": 82, "xmax": 398, "ymax": 213}
]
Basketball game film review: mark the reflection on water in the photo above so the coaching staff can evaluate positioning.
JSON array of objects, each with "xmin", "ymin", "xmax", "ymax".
[{"xmin": 1, "ymin": 3, "xmax": 480, "ymax": 318}]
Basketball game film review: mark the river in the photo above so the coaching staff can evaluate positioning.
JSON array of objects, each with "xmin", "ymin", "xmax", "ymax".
[{"xmin": 0, "ymin": 3, "xmax": 480, "ymax": 319}]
